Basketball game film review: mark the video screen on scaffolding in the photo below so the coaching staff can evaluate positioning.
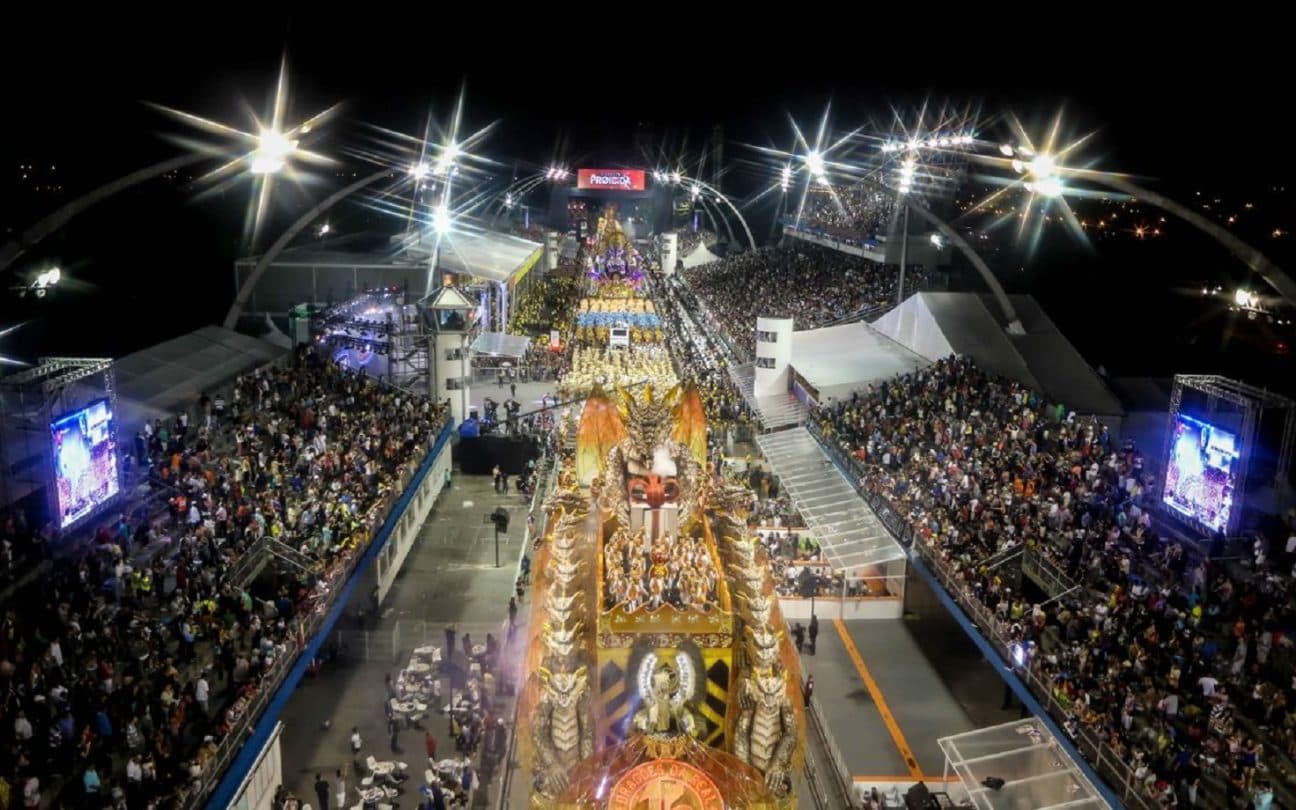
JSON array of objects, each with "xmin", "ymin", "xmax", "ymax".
[
  {"xmin": 51, "ymin": 398, "xmax": 120, "ymax": 529},
  {"xmin": 1162, "ymin": 413, "xmax": 1239, "ymax": 533}
]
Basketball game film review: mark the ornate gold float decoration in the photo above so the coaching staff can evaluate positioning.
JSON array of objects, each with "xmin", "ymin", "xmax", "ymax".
[{"xmin": 521, "ymin": 340, "xmax": 803, "ymax": 807}]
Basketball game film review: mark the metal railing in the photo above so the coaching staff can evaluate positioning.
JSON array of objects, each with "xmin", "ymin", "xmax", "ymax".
[
  {"xmin": 807, "ymin": 693, "xmax": 858, "ymax": 807},
  {"xmin": 798, "ymin": 421, "xmax": 1157, "ymax": 810},
  {"xmin": 183, "ymin": 422, "xmax": 451, "ymax": 809},
  {"xmin": 495, "ymin": 449, "xmax": 560, "ymax": 810}
]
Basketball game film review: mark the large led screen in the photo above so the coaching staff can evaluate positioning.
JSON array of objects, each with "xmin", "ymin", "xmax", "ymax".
[
  {"xmin": 51, "ymin": 399, "xmax": 120, "ymax": 529},
  {"xmin": 1162, "ymin": 413, "xmax": 1239, "ymax": 533}
]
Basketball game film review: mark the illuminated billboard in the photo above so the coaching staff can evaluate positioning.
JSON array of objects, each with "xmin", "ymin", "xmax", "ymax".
[
  {"xmin": 1162, "ymin": 413, "xmax": 1239, "ymax": 533},
  {"xmin": 51, "ymin": 399, "xmax": 120, "ymax": 529},
  {"xmin": 577, "ymin": 169, "xmax": 646, "ymax": 191}
]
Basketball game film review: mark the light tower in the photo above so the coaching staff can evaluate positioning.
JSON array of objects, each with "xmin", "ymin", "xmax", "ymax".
[{"xmin": 424, "ymin": 285, "xmax": 477, "ymax": 427}]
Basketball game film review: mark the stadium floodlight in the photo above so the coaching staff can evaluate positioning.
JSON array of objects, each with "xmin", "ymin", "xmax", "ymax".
[
  {"xmin": 689, "ymin": 183, "xmax": 701, "ymax": 200},
  {"xmin": 1033, "ymin": 176, "xmax": 1063, "ymax": 198},
  {"xmin": 249, "ymin": 129, "xmax": 297, "ymax": 174},
  {"xmin": 930, "ymin": 233, "xmax": 944, "ymax": 248},
  {"xmin": 804, "ymin": 150, "xmax": 825, "ymax": 177},
  {"xmin": 1030, "ymin": 154, "xmax": 1056, "ymax": 180},
  {"xmin": 780, "ymin": 164, "xmax": 792, "ymax": 192},
  {"xmin": 432, "ymin": 204, "xmax": 452, "ymax": 234},
  {"xmin": 504, "ymin": 192, "xmax": 514, "ymax": 208},
  {"xmin": 410, "ymin": 162, "xmax": 431, "ymax": 180},
  {"xmin": 1235, "ymin": 288, "xmax": 1257, "ymax": 308},
  {"xmin": 670, "ymin": 171, "xmax": 681, "ymax": 185},
  {"xmin": 318, "ymin": 223, "xmax": 331, "ymax": 236}
]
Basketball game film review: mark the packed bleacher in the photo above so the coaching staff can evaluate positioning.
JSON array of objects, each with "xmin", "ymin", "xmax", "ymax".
[
  {"xmin": 507, "ymin": 267, "xmax": 583, "ymax": 338},
  {"xmin": 648, "ymin": 274, "xmax": 754, "ymax": 436},
  {"xmin": 815, "ymin": 355, "xmax": 1296, "ymax": 808},
  {"xmin": 0, "ymin": 345, "xmax": 450, "ymax": 808},
  {"xmin": 681, "ymin": 244, "xmax": 930, "ymax": 358},
  {"xmin": 795, "ymin": 185, "xmax": 897, "ymax": 244}
]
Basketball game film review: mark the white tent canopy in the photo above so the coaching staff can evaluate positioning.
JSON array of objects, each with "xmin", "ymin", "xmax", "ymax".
[
  {"xmin": 401, "ymin": 228, "xmax": 542, "ymax": 284},
  {"xmin": 114, "ymin": 326, "xmax": 288, "ymax": 434},
  {"xmin": 680, "ymin": 243, "xmax": 721, "ymax": 268},
  {"xmin": 789, "ymin": 321, "xmax": 930, "ymax": 402},
  {"xmin": 471, "ymin": 332, "xmax": 532, "ymax": 357},
  {"xmin": 938, "ymin": 719, "xmax": 1111, "ymax": 810}
]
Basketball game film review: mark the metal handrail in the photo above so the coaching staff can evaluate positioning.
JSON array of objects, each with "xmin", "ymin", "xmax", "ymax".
[
  {"xmin": 182, "ymin": 422, "xmax": 449, "ymax": 809},
  {"xmin": 799, "ymin": 423, "xmax": 1159, "ymax": 810}
]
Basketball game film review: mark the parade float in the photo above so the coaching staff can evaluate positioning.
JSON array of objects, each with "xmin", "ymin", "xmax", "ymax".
[{"xmin": 518, "ymin": 381, "xmax": 804, "ymax": 808}]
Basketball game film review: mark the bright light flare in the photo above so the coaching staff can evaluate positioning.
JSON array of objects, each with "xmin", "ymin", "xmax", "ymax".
[
  {"xmin": 249, "ymin": 129, "xmax": 298, "ymax": 174},
  {"xmin": 432, "ymin": 204, "xmax": 452, "ymax": 234},
  {"xmin": 930, "ymin": 233, "xmax": 944, "ymax": 248},
  {"xmin": 804, "ymin": 150, "xmax": 825, "ymax": 177},
  {"xmin": 1030, "ymin": 154, "xmax": 1056, "ymax": 180},
  {"xmin": 410, "ymin": 162, "xmax": 431, "ymax": 180},
  {"xmin": 1235, "ymin": 288, "xmax": 1257, "ymax": 308}
]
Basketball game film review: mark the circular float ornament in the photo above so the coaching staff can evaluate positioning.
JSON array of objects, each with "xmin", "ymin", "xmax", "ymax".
[{"xmin": 607, "ymin": 758, "xmax": 724, "ymax": 810}]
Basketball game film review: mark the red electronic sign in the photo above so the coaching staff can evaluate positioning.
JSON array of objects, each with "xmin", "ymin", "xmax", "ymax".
[{"xmin": 577, "ymin": 169, "xmax": 646, "ymax": 191}]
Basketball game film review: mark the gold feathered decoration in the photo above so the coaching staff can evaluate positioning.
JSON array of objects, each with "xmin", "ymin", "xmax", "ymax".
[
  {"xmin": 575, "ymin": 387, "xmax": 628, "ymax": 486},
  {"xmin": 671, "ymin": 386, "xmax": 708, "ymax": 466}
]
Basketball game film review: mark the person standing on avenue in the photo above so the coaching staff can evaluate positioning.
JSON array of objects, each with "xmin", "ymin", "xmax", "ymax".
[{"xmin": 314, "ymin": 772, "xmax": 330, "ymax": 809}]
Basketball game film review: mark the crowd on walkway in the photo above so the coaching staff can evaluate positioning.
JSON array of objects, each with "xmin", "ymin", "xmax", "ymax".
[
  {"xmin": 815, "ymin": 355, "xmax": 1296, "ymax": 808},
  {"xmin": 0, "ymin": 345, "xmax": 450, "ymax": 808},
  {"xmin": 682, "ymin": 244, "xmax": 929, "ymax": 358}
]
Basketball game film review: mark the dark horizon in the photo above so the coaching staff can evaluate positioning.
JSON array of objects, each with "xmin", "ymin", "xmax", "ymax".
[{"xmin": 1, "ymin": 15, "xmax": 1292, "ymax": 390}]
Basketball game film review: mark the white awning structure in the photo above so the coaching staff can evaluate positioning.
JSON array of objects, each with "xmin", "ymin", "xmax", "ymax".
[
  {"xmin": 471, "ymin": 332, "xmax": 532, "ymax": 357},
  {"xmin": 114, "ymin": 326, "xmax": 288, "ymax": 434},
  {"xmin": 401, "ymin": 227, "xmax": 543, "ymax": 284},
  {"xmin": 680, "ymin": 243, "xmax": 721, "ymax": 268},
  {"xmin": 755, "ymin": 427, "xmax": 905, "ymax": 571},
  {"xmin": 938, "ymin": 719, "xmax": 1111, "ymax": 810},
  {"xmin": 789, "ymin": 321, "xmax": 930, "ymax": 403}
]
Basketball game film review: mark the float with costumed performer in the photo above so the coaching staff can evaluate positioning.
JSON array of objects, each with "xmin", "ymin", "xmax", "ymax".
[
  {"xmin": 519, "ymin": 382, "xmax": 804, "ymax": 808},
  {"xmin": 585, "ymin": 205, "xmax": 645, "ymax": 292}
]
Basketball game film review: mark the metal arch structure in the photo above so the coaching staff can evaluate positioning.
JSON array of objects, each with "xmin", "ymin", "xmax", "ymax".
[
  {"xmin": 1095, "ymin": 174, "xmax": 1296, "ymax": 305},
  {"xmin": 223, "ymin": 168, "xmax": 396, "ymax": 329},
  {"xmin": 0, "ymin": 153, "xmax": 209, "ymax": 277},
  {"xmin": 841, "ymin": 174, "xmax": 1024, "ymax": 334},
  {"xmin": 683, "ymin": 176, "xmax": 758, "ymax": 251},
  {"xmin": 900, "ymin": 196, "xmax": 1025, "ymax": 334},
  {"xmin": 695, "ymin": 195, "xmax": 736, "ymax": 247}
]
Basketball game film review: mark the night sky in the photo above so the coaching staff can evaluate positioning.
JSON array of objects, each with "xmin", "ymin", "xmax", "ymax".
[{"xmin": 2, "ymin": 14, "xmax": 1292, "ymax": 387}]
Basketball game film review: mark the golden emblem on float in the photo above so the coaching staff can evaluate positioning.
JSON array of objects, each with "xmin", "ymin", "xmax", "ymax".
[{"xmin": 607, "ymin": 759, "xmax": 724, "ymax": 810}]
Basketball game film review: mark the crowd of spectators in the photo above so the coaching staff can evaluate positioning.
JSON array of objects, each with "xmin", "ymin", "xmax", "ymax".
[
  {"xmin": 795, "ymin": 186, "xmax": 897, "ymax": 244},
  {"xmin": 507, "ymin": 268, "xmax": 583, "ymax": 339},
  {"xmin": 0, "ymin": 345, "xmax": 449, "ymax": 808},
  {"xmin": 648, "ymin": 274, "xmax": 753, "ymax": 437},
  {"xmin": 682, "ymin": 244, "xmax": 930, "ymax": 358},
  {"xmin": 815, "ymin": 355, "xmax": 1296, "ymax": 808}
]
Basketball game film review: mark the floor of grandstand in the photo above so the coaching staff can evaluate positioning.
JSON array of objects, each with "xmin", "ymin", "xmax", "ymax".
[
  {"xmin": 275, "ymin": 473, "xmax": 531, "ymax": 808},
  {"xmin": 756, "ymin": 427, "xmax": 903, "ymax": 569},
  {"xmin": 729, "ymin": 362, "xmax": 808, "ymax": 429}
]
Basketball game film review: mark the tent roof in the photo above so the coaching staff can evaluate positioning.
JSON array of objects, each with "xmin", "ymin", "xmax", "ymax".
[
  {"xmin": 938, "ymin": 719, "xmax": 1111, "ymax": 809},
  {"xmin": 872, "ymin": 293, "xmax": 1124, "ymax": 419},
  {"xmin": 471, "ymin": 332, "xmax": 532, "ymax": 357},
  {"xmin": 681, "ymin": 243, "xmax": 721, "ymax": 268},
  {"xmin": 248, "ymin": 227, "xmax": 544, "ymax": 285},
  {"xmin": 789, "ymin": 322, "xmax": 930, "ymax": 402},
  {"xmin": 113, "ymin": 326, "xmax": 287, "ymax": 432},
  {"xmin": 400, "ymin": 228, "xmax": 543, "ymax": 284}
]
